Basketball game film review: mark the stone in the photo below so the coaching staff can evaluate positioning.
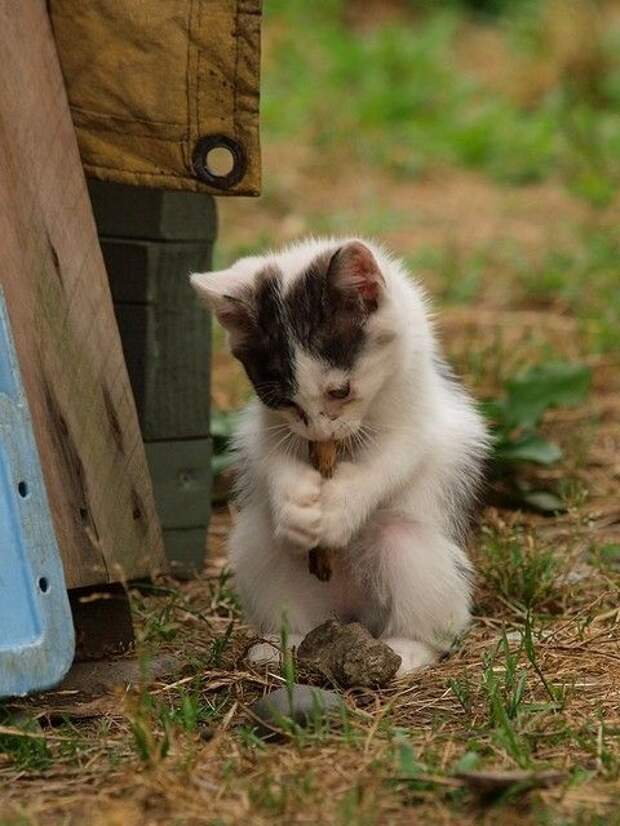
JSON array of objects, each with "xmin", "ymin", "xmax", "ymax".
[
  {"xmin": 53, "ymin": 655, "xmax": 180, "ymax": 696},
  {"xmin": 297, "ymin": 620, "xmax": 401, "ymax": 688},
  {"xmin": 249, "ymin": 684, "xmax": 343, "ymax": 740}
]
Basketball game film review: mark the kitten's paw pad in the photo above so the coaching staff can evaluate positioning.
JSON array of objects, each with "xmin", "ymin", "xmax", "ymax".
[
  {"xmin": 319, "ymin": 467, "xmax": 357, "ymax": 548},
  {"xmin": 274, "ymin": 503, "xmax": 322, "ymax": 551},
  {"xmin": 382, "ymin": 639, "xmax": 438, "ymax": 677},
  {"xmin": 291, "ymin": 473, "xmax": 321, "ymax": 507},
  {"xmin": 319, "ymin": 515, "xmax": 352, "ymax": 549},
  {"xmin": 248, "ymin": 641, "xmax": 281, "ymax": 666},
  {"xmin": 274, "ymin": 468, "xmax": 322, "ymax": 551}
]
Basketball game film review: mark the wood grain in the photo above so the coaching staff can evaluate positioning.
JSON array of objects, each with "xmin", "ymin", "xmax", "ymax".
[{"xmin": 0, "ymin": 1, "xmax": 165, "ymax": 588}]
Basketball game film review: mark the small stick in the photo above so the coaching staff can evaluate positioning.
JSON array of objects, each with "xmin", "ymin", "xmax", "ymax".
[{"xmin": 308, "ymin": 440, "xmax": 338, "ymax": 582}]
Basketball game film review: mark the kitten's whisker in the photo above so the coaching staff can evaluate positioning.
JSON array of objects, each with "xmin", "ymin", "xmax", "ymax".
[{"xmin": 263, "ymin": 430, "xmax": 296, "ymax": 460}]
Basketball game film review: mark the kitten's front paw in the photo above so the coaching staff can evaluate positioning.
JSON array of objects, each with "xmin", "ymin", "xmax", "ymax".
[
  {"xmin": 248, "ymin": 634, "xmax": 304, "ymax": 667},
  {"xmin": 248, "ymin": 641, "xmax": 281, "ymax": 666},
  {"xmin": 273, "ymin": 467, "xmax": 322, "ymax": 552},
  {"xmin": 319, "ymin": 463, "xmax": 359, "ymax": 548}
]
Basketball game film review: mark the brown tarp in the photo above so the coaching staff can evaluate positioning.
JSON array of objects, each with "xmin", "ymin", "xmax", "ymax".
[{"xmin": 49, "ymin": 0, "xmax": 262, "ymax": 195}]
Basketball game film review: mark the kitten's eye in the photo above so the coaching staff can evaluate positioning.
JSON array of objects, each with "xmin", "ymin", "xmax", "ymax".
[{"xmin": 326, "ymin": 381, "xmax": 351, "ymax": 400}]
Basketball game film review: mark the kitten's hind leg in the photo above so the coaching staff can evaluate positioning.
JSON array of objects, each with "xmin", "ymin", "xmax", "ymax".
[
  {"xmin": 229, "ymin": 503, "xmax": 338, "ymax": 664},
  {"xmin": 362, "ymin": 514, "xmax": 472, "ymax": 676}
]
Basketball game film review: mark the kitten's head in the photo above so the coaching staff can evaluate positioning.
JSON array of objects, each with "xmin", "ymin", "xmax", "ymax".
[{"xmin": 191, "ymin": 239, "xmax": 400, "ymax": 441}]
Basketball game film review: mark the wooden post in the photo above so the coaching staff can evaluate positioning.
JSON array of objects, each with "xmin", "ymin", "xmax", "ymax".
[
  {"xmin": 0, "ymin": 3, "xmax": 165, "ymax": 599},
  {"xmin": 89, "ymin": 182, "xmax": 215, "ymax": 577}
]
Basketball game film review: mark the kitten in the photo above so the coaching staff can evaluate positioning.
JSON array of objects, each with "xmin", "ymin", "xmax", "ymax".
[{"xmin": 191, "ymin": 238, "xmax": 489, "ymax": 675}]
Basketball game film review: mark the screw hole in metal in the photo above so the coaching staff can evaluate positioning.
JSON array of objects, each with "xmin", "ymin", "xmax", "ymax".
[
  {"xmin": 192, "ymin": 135, "xmax": 247, "ymax": 190},
  {"xmin": 38, "ymin": 577, "xmax": 49, "ymax": 594},
  {"xmin": 17, "ymin": 480, "xmax": 29, "ymax": 498}
]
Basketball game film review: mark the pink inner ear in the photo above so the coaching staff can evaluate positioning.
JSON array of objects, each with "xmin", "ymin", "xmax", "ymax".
[
  {"xmin": 215, "ymin": 294, "xmax": 251, "ymax": 331},
  {"xmin": 337, "ymin": 242, "xmax": 385, "ymax": 308}
]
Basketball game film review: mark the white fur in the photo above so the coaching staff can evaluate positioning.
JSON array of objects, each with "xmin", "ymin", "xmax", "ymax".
[{"xmin": 193, "ymin": 238, "xmax": 489, "ymax": 678}]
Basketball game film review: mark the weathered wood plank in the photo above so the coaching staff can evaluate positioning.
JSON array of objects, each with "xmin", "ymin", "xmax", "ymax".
[{"xmin": 0, "ymin": 1, "xmax": 165, "ymax": 588}]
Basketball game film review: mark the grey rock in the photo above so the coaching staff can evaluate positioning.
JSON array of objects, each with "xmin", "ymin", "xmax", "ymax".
[
  {"xmin": 297, "ymin": 620, "xmax": 401, "ymax": 688},
  {"xmin": 54, "ymin": 655, "xmax": 180, "ymax": 696},
  {"xmin": 249, "ymin": 684, "xmax": 343, "ymax": 740}
]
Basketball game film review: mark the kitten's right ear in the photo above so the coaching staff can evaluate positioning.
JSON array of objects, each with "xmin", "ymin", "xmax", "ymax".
[
  {"xmin": 190, "ymin": 270, "xmax": 253, "ymax": 335},
  {"xmin": 327, "ymin": 241, "xmax": 385, "ymax": 312}
]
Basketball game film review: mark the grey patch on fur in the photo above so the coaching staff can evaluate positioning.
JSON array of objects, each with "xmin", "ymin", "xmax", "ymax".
[
  {"xmin": 441, "ymin": 445, "xmax": 487, "ymax": 545},
  {"xmin": 232, "ymin": 265, "xmax": 297, "ymax": 409},
  {"xmin": 286, "ymin": 249, "xmax": 369, "ymax": 369},
  {"xmin": 433, "ymin": 361, "xmax": 488, "ymax": 543},
  {"xmin": 433, "ymin": 354, "xmax": 459, "ymax": 385},
  {"xmin": 230, "ymin": 250, "xmax": 376, "ymax": 408},
  {"xmin": 455, "ymin": 559, "xmax": 475, "ymax": 584}
]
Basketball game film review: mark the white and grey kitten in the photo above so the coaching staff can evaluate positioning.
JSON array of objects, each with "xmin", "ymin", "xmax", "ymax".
[{"xmin": 191, "ymin": 238, "xmax": 489, "ymax": 675}]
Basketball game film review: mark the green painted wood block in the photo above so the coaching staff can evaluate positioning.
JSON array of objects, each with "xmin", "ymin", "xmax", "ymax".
[
  {"xmin": 161, "ymin": 529, "xmax": 212, "ymax": 580},
  {"xmin": 88, "ymin": 181, "xmax": 217, "ymax": 241},
  {"xmin": 145, "ymin": 438, "xmax": 212, "ymax": 579},
  {"xmin": 144, "ymin": 438, "xmax": 212, "ymax": 530},
  {"xmin": 90, "ymin": 184, "xmax": 216, "ymax": 575},
  {"xmin": 105, "ymin": 240, "xmax": 212, "ymax": 441}
]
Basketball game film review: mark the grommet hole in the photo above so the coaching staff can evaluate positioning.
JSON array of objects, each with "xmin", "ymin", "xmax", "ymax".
[
  {"xmin": 38, "ymin": 577, "xmax": 50, "ymax": 594},
  {"xmin": 17, "ymin": 480, "xmax": 29, "ymax": 498},
  {"xmin": 205, "ymin": 146, "xmax": 235, "ymax": 177},
  {"xmin": 192, "ymin": 135, "xmax": 246, "ymax": 190}
]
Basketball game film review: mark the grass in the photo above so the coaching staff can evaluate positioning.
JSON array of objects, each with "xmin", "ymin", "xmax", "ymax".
[
  {"xmin": 3, "ymin": 1, "xmax": 620, "ymax": 823},
  {"xmin": 263, "ymin": 0, "xmax": 620, "ymax": 199},
  {"xmin": 1, "ymin": 536, "xmax": 620, "ymax": 821},
  {"xmin": 478, "ymin": 529, "xmax": 559, "ymax": 610}
]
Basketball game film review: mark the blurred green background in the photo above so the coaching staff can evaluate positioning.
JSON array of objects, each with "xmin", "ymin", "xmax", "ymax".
[{"xmin": 215, "ymin": 0, "xmax": 620, "ymax": 412}]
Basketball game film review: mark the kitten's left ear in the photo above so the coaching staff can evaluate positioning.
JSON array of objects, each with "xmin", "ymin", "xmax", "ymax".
[
  {"xmin": 190, "ymin": 269, "xmax": 253, "ymax": 336},
  {"xmin": 327, "ymin": 241, "xmax": 386, "ymax": 312}
]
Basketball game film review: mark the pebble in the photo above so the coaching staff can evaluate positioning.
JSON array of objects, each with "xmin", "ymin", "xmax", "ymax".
[
  {"xmin": 248, "ymin": 684, "xmax": 344, "ymax": 740},
  {"xmin": 297, "ymin": 620, "xmax": 401, "ymax": 687}
]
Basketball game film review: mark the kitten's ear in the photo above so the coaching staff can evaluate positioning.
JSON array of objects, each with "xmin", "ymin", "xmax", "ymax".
[
  {"xmin": 327, "ymin": 241, "xmax": 385, "ymax": 311},
  {"xmin": 190, "ymin": 270, "xmax": 253, "ymax": 335}
]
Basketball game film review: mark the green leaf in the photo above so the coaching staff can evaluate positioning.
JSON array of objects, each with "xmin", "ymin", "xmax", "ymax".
[
  {"xmin": 479, "ymin": 398, "xmax": 505, "ymax": 422},
  {"xmin": 503, "ymin": 362, "xmax": 591, "ymax": 428},
  {"xmin": 453, "ymin": 751, "xmax": 481, "ymax": 774},
  {"xmin": 396, "ymin": 737, "xmax": 423, "ymax": 778},
  {"xmin": 598, "ymin": 544, "xmax": 620, "ymax": 570},
  {"xmin": 495, "ymin": 434, "xmax": 562, "ymax": 465},
  {"xmin": 210, "ymin": 409, "xmax": 237, "ymax": 440},
  {"xmin": 519, "ymin": 490, "xmax": 565, "ymax": 513}
]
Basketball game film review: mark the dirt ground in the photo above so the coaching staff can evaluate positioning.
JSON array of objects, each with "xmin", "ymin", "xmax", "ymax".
[
  {"xmin": 2, "ymin": 154, "xmax": 619, "ymax": 824},
  {"xmin": 2, "ymin": 5, "xmax": 620, "ymax": 822}
]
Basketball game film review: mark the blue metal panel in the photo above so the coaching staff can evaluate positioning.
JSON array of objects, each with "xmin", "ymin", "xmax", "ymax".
[{"xmin": 0, "ymin": 288, "xmax": 75, "ymax": 696}]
